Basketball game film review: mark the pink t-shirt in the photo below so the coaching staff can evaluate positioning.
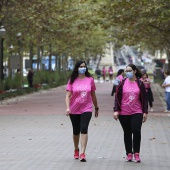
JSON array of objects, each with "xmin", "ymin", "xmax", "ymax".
[
  {"xmin": 102, "ymin": 68, "xmax": 107, "ymax": 75},
  {"xmin": 119, "ymin": 79, "xmax": 142, "ymax": 115},
  {"xmin": 141, "ymin": 78, "xmax": 151, "ymax": 89},
  {"xmin": 117, "ymin": 75, "xmax": 124, "ymax": 81},
  {"xmin": 108, "ymin": 68, "xmax": 113, "ymax": 75},
  {"xmin": 66, "ymin": 77, "xmax": 96, "ymax": 114}
]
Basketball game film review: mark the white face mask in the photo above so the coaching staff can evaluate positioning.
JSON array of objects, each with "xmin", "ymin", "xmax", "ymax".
[{"xmin": 78, "ymin": 67, "xmax": 86, "ymax": 74}]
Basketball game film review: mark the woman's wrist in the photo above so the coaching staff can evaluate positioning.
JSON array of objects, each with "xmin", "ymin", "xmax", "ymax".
[{"xmin": 95, "ymin": 107, "xmax": 99, "ymax": 111}]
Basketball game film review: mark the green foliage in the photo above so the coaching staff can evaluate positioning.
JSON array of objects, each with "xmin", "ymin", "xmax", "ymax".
[
  {"xmin": 4, "ymin": 77, "xmax": 12, "ymax": 90},
  {"xmin": 1, "ymin": 0, "xmax": 170, "ymax": 64},
  {"xmin": 0, "ymin": 80, "xmax": 5, "ymax": 91},
  {"xmin": 1, "ymin": 0, "xmax": 107, "ymax": 60},
  {"xmin": 88, "ymin": 69, "xmax": 95, "ymax": 76},
  {"xmin": 12, "ymin": 73, "xmax": 22, "ymax": 89},
  {"xmin": 32, "ymin": 72, "xmax": 41, "ymax": 85},
  {"xmin": 33, "ymin": 70, "xmax": 70, "ymax": 86},
  {"xmin": 99, "ymin": 0, "xmax": 170, "ymax": 55},
  {"xmin": 0, "ymin": 70, "xmax": 71, "ymax": 100},
  {"xmin": 1, "ymin": 74, "xmax": 22, "ymax": 90}
]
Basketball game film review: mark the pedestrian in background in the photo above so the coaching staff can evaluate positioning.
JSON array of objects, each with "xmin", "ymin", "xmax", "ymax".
[
  {"xmin": 111, "ymin": 69, "xmax": 124, "ymax": 96},
  {"xmin": 108, "ymin": 66, "xmax": 113, "ymax": 82},
  {"xmin": 102, "ymin": 66, "xmax": 107, "ymax": 82},
  {"xmin": 113, "ymin": 64, "xmax": 148, "ymax": 163},
  {"xmin": 65, "ymin": 60, "xmax": 99, "ymax": 162},
  {"xmin": 27, "ymin": 69, "xmax": 34, "ymax": 88},
  {"xmin": 95, "ymin": 67, "xmax": 101, "ymax": 82},
  {"xmin": 141, "ymin": 73, "xmax": 154, "ymax": 112},
  {"xmin": 161, "ymin": 70, "xmax": 170, "ymax": 112}
]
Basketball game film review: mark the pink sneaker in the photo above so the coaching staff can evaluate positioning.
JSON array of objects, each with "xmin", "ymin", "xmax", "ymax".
[
  {"xmin": 126, "ymin": 153, "xmax": 133, "ymax": 162},
  {"xmin": 80, "ymin": 153, "xmax": 86, "ymax": 162},
  {"xmin": 134, "ymin": 153, "xmax": 141, "ymax": 163},
  {"xmin": 74, "ymin": 149, "xmax": 79, "ymax": 159}
]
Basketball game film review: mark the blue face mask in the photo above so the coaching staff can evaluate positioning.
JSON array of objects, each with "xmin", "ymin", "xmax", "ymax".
[
  {"xmin": 125, "ymin": 72, "xmax": 134, "ymax": 79},
  {"xmin": 78, "ymin": 67, "xmax": 86, "ymax": 74}
]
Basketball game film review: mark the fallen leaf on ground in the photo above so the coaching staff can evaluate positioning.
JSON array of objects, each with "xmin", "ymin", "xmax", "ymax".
[
  {"xmin": 98, "ymin": 157, "xmax": 107, "ymax": 159},
  {"xmin": 149, "ymin": 138, "xmax": 156, "ymax": 141}
]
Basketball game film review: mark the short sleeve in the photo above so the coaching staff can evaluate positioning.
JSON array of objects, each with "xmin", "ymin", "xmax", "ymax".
[
  {"xmin": 66, "ymin": 79, "xmax": 72, "ymax": 91},
  {"xmin": 91, "ymin": 77, "xmax": 96, "ymax": 91}
]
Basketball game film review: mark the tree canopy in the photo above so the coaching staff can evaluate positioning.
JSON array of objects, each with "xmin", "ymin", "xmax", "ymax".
[
  {"xmin": 1, "ymin": 0, "xmax": 108, "ymax": 59},
  {"xmin": 100, "ymin": 0, "xmax": 170, "ymax": 56},
  {"xmin": 1, "ymin": 0, "xmax": 170, "ymax": 60}
]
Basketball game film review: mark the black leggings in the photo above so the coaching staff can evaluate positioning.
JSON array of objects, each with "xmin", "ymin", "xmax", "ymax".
[
  {"xmin": 119, "ymin": 114, "xmax": 143, "ymax": 154},
  {"xmin": 70, "ymin": 112, "xmax": 92, "ymax": 135},
  {"xmin": 146, "ymin": 88, "xmax": 154, "ymax": 107},
  {"xmin": 148, "ymin": 100, "xmax": 153, "ymax": 108}
]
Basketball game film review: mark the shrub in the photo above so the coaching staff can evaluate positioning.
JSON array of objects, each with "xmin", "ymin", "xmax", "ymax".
[{"xmin": 0, "ymin": 70, "xmax": 71, "ymax": 101}]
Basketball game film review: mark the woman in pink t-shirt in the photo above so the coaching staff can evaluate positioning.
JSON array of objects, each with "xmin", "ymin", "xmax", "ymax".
[
  {"xmin": 113, "ymin": 64, "xmax": 148, "ymax": 163},
  {"xmin": 65, "ymin": 60, "xmax": 99, "ymax": 162},
  {"xmin": 108, "ymin": 66, "xmax": 113, "ymax": 81},
  {"xmin": 102, "ymin": 66, "xmax": 107, "ymax": 82}
]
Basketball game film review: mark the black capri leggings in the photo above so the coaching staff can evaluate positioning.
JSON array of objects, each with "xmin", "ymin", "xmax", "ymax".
[{"xmin": 70, "ymin": 112, "xmax": 92, "ymax": 135}]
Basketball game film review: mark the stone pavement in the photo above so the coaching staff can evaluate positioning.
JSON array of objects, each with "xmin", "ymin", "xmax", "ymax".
[{"xmin": 0, "ymin": 81, "xmax": 170, "ymax": 170}]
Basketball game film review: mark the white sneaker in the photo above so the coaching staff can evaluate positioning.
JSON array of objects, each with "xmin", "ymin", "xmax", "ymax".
[
  {"xmin": 164, "ymin": 110, "xmax": 170, "ymax": 113},
  {"xmin": 150, "ymin": 108, "xmax": 154, "ymax": 112}
]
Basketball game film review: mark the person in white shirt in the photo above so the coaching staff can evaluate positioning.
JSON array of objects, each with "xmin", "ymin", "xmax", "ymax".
[{"xmin": 162, "ymin": 70, "xmax": 170, "ymax": 112}]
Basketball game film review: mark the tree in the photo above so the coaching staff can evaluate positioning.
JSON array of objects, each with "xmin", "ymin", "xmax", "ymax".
[
  {"xmin": 99, "ymin": 0, "xmax": 170, "ymax": 63},
  {"xmin": 1, "ymin": 0, "xmax": 108, "ymax": 67}
]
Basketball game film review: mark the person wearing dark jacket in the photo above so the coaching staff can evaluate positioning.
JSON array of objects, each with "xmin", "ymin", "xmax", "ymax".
[
  {"xmin": 95, "ymin": 67, "xmax": 101, "ymax": 81},
  {"xmin": 113, "ymin": 64, "xmax": 148, "ymax": 163},
  {"xmin": 27, "ymin": 69, "xmax": 34, "ymax": 87},
  {"xmin": 140, "ymin": 73, "xmax": 154, "ymax": 112}
]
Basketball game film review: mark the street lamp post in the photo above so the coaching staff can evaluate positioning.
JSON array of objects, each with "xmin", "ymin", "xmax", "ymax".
[{"xmin": 0, "ymin": 26, "xmax": 6, "ymax": 80}]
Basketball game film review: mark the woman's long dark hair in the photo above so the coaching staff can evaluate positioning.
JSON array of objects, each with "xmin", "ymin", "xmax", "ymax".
[
  {"xmin": 70, "ymin": 60, "xmax": 91, "ymax": 84},
  {"xmin": 142, "ymin": 72, "xmax": 148, "ymax": 78},
  {"xmin": 126, "ymin": 64, "xmax": 142, "ymax": 78},
  {"xmin": 116, "ymin": 69, "xmax": 124, "ymax": 77}
]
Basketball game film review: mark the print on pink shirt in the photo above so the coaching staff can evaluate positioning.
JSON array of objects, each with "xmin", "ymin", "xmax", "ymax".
[
  {"xmin": 66, "ymin": 77, "xmax": 96, "ymax": 114},
  {"xmin": 76, "ymin": 84, "xmax": 88, "ymax": 103},
  {"xmin": 127, "ymin": 87, "xmax": 136, "ymax": 103},
  {"xmin": 120, "ymin": 79, "xmax": 142, "ymax": 115}
]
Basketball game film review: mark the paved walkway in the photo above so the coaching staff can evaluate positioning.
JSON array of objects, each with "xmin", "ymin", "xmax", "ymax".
[{"xmin": 0, "ymin": 81, "xmax": 170, "ymax": 170}]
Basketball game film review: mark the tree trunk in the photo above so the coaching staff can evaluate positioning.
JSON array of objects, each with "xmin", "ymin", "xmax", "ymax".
[
  {"xmin": 49, "ymin": 44, "xmax": 52, "ymax": 71},
  {"xmin": 37, "ymin": 46, "xmax": 40, "ymax": 71},
  {"xmin": 29, "ymin": 42, "xmax": 33, "ymax": 70}
]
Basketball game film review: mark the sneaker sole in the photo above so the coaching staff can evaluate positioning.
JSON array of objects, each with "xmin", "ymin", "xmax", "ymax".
[
  {"xmin": 80, "ymin": 158, "xmax": 86, "ymax": 162},
  {"xmin": 134, "ymin": 160, "xmax": 141, "ymax": 163},
  {"xmin": 126, "ymin": 160, "xmax": 132, "ymax": 162}
]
